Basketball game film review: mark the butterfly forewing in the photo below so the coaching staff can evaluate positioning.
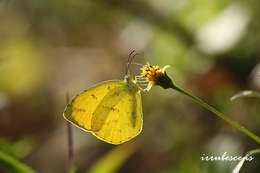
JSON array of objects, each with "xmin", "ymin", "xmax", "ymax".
[
  {"xmin": 63, "ymin": 79, "xmax": 143, "ymax": 144},
  {"xmin": 63, "ymin": 80, "xmax": 125, "ymax": 131}
]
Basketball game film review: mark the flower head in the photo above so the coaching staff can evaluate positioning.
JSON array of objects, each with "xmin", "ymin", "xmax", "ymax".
[
  {"xmin": 140, "ymin": 63, "xmax": 174, "ymax": 89},
  {"xmin": 141, "ymin": 64, "xmax": 161, "ymax": 83}
]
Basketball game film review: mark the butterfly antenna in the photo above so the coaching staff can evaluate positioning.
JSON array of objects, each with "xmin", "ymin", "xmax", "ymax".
[
  {"xmin": 126, "ymin": 50, "xmax": 136, "ymax": 75},
  {"xmin": 129, "ymin": 52, "xmax": 140, "ymax": 67},
  {"xmin": 131, "ymin": 62, "xmax": 143, "ymax": 66},
  {"xmin": 129, "ymin": 52, "xmax": 141, "ymax": 75}
]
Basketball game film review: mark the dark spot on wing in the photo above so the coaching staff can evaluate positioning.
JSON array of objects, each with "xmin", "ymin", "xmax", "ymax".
[
  {"xmin": 107, "ymin": 86, "xmax": 111, "ymax": 90},
  {"xmin": 73, "ymin": 107, "xmax": 86, "ymax": 112},
  {"xmin": 91, "ymin": 94, "xmax": 97, "ymax": 100},
  {"xmin": 111, "ymin": 107, "xmax": 120, "ymax": 112},
  {"xmin": 131, "ymin": 112, "xmax": 136, "ymax": 122},
  {"xmin": 130, "ymin": 95, "xmax": 137, "ymax": 128},
  {"xmin": 101, "ymin": 105, "xmax": 119, "ymax": 112}
]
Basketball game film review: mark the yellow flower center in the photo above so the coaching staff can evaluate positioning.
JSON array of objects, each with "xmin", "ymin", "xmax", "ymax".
[{"xmin": 140, "ymin": 63, "xmax": 162, "ymax": 84}]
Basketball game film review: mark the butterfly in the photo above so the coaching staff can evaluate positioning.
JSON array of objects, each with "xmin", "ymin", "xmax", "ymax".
[{"xmin": 63, "ymin": 51, "xmax": 154, "ymax": 145}]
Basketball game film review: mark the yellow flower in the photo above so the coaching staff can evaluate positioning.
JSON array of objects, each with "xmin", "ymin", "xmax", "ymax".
[
  {"xmin": 140, "ymin": 63, "xmax": 173, "ymax": 89},
  {"xmin": 140, "ymin": 63, "xmax": 160, "ymax": 83}
]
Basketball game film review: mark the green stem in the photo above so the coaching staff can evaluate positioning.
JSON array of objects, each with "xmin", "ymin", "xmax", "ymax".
[{"xmin": 171, "ymin": 85, "xmax": 260, "ymax": 144}]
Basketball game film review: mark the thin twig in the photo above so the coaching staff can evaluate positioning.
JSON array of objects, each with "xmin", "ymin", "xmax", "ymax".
[{"xmin": 66, "ymin": 93, "xmax": 75, "ymax": 172}]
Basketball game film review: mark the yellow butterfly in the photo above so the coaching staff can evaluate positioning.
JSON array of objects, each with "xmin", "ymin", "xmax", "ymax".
[{"xmin": 63, "ymin": 51, "xmax": 157, "ymax": 145}]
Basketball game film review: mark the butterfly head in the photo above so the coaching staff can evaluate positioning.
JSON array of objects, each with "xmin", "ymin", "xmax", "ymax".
[{"xmin": 124, "ymin": 51, "xmax": 174, "ymax": 90}]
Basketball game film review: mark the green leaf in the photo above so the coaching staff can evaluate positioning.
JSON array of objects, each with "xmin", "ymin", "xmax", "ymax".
[
  {"xmin": 0, "ymin": 150, "xmax": 37, "ymax": 173},
  {"xmin": 0, "ymin": 138, "xmax": 33, "ymax": 159},
  {"xmin": 230, "ymin": 90, "xmax": 260, "ymax": 101},
  {"xmin": 88, "ymin": 143, "xmax": 137, "ymax": 173},
  {"xmin": 232, "ymin": 149, "xmax": 260, "ymax": 173}
]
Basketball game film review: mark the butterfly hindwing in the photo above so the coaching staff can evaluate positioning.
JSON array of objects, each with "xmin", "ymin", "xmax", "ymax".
[
  {"xmin": 91, "ymin": 86, "xmax": 127, "ymax": 132},
  {"xmin": 92, "ymin": 85, "xmax": 143, "ymax": 144}
]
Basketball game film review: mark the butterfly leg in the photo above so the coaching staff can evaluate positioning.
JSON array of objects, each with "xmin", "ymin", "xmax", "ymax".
[{"xmin": 135, "ymin": 75, "xmax": 152, "ymax": 92}]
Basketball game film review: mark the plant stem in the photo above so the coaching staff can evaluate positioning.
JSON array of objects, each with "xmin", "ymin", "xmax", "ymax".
[{"xmin": 171, "ymin": 85, "xmax": 260, "ymax": 144}]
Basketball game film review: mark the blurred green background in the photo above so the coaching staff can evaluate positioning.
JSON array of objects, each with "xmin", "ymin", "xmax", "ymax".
[{"xmin": 0, "ymin": 0, "xmax": 260, "ymax": 173}]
